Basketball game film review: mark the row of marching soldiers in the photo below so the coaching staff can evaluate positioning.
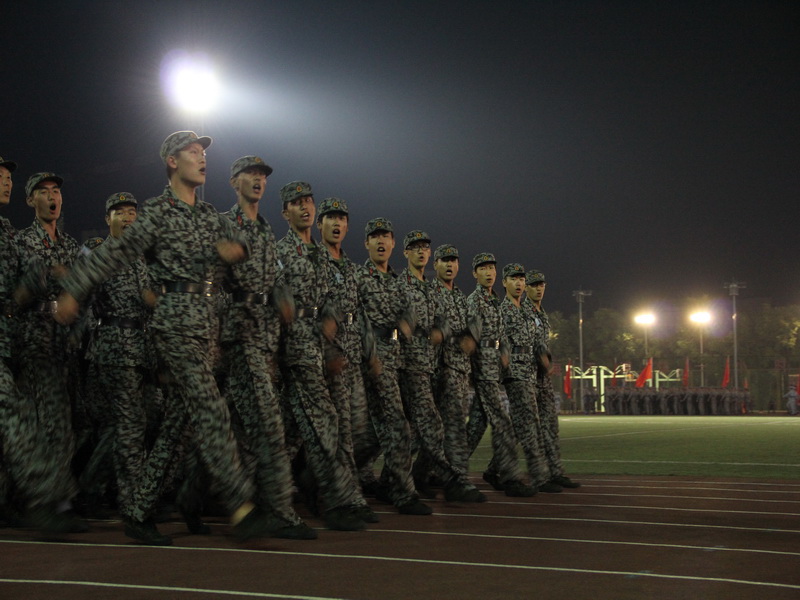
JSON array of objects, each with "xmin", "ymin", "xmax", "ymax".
[
  {"xmin": 0, "ymin": 131, "xmax": 578, "ymax": 546},
  {"xmin": 601, "ymin": 386, "xmax": 752, "ymax": 416}
]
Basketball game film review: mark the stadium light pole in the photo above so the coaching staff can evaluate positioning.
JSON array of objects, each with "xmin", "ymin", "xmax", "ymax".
[
  {"xmin": 725, "ymin": 281, "xmax": 745, "ymax": 389},
  {"xmin": 573, "ymin": 288, "xmax": 592, "ymax": 407},
  {"xmin": 690, "ymin": 311, "xmax": 711, "ymax": 387},
  {"xmin": 634, "ymin": 312, "xmax": 655, "ymax": 359}
]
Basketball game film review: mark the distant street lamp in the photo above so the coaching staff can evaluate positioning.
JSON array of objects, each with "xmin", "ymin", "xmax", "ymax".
[
  {"xmin": 634, "ymin": 312, "xmax": 655, "ymax": 358},
  {"xmin": 573, "ymin": 288, "xmax": 592, "ymax": 407},
  {"xmin": 690, "ymin": 311, "xmax": 711, "ymax": 387}
]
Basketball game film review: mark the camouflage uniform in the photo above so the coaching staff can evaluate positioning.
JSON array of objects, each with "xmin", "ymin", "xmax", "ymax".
[
  {"xmin": 275, "ymin": 182, "xmax": 364, "ymax": 517},
  {"xmin": 78, "ymin": 193, "xmax": 161, "ymax": 516},
  {"xmin": 397, "ymin": 230, "xmax": 480, "ymax": 497},
  {"xmin": 60, "ymin": 183, "xmax": 254, "ymax": 522},
  {"xmin": 352, "ymin": 239, "xmax": 418, "ymax": 507},
  {"xmin": 465, "ymin": 254, "xmax": 522, "ymax": 486},
  {"xmin": 1, "ymin": 189, "xmax": 62, "ymax": 513},
  {"xmin": 220, "ymin": 181, "xmax": 302, "ymax": 530},
  {"xmin": 14, "ymin": 178, "xmax": 81, "ymax": 503},
  {"xmin": 522, "ymin": 271, "xmax": 564, "ymax": 477},
  {"xmin": 498, "ymin": 264, "xmax": 548, "ymax": 487}
]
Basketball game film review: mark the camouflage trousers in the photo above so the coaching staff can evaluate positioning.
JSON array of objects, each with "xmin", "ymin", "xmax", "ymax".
[
  {"xmin": 354, "ymin": 360, "xmax": 416, "ymax": 506},
  {"xmin": 76, "ymin": 362, "xmax": 116, "ymax": 499},
  {"xmin": 465, "ymin": 379, "xmax": 522, "ymax": 484},
  {"xmin": 503, "ymin": 379, "xmax": 548, "ymax": 486},
  {"xmin": 283, "ymin": 361, "xmax": 364, "ymax": 511},
  {"xmin": 399, "ymin": 369, "xmax": 471, "ymax": 488},
  {"xmin": 124, "ymin": 333, "xmax": 252, "ymax": 522},
  {"xmin": 224, "ymin": 342, "xmax": 300, "ymax": 526},
  {"xmin": 534, "ymin": 377, "xmax": 564, "ymax": 479},
  {"xmin": 429, "ymin": 366, "xmax": 470, "ymax": 473},
  {"xmin": 325, "ymin": 361, "xmax": 360, "ymax": 484},
  {"xmin": 0, "ymin": 358, "xmax": 61, "ymax": 509},
  {"xmin": 15, "ymin": 345, "xmax": 78, "ymax": 502}
]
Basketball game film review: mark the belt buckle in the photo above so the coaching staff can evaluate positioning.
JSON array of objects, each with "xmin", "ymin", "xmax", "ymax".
[
  {"xmin": 203, "ymin": 281, "xmax": 214, "ymax": 297},
  {"xmin": 345, "ymin": 312, "xmax": 354, "ymax": 326},
  {"xmin": 311, "ymin": 306, "xmax": 319, "ymax": 319},
  {"xmin": 494, "ymin": 339, "xmax": 500, "ymax": 350},
  {"xmin": 390, "ymin": 328, "xmax": 398, "ymax": 341}
]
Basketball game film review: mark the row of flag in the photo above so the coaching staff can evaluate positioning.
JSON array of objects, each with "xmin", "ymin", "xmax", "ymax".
[{"xmin": 562, "ymin": 357, "xmax": 748, "ymax": 398}]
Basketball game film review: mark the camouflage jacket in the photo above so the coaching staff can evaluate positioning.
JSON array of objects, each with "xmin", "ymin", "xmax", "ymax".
[
  {"xmin": 81, "ymin": 236, "xmax": 154, "ymax": 367},
  {"xmin": 354, "ymin": 260, "xmax": 415, "ymax": 372},
  {"xmin": 276, "ymin": 228, "xmax": 338, "ymax": 367},
  {"xmin": 0, "ymin": 217, "xmax": 19, "ymax": 357},
  {"xmin": 220, "ymin": 203, "xmax": 283, "ymax": 354},
  {"xmin": 15, "ymin": 218, "xmax": 80, "ymax": 352},
  {"xmin": 397, "ymin": 268, "xmax": 450, "ymax": 374},
  {"xmin": 321, "ymin": 246, "xmax": 366, "ymax": 364},
  {"xmin": 466, "ymin": 285, "xmax": 509, "ymax": 382},
  {"xmin": 500, "ymin": 297, "xmax": 535, "ymax": 381},
  {"xmin": 60, "ymin": 186, "xmax": 248, "ymax": 340},
  {"xmin": 429, "ymin": 277, "xmax": 475, "ymax": 375},
  {"xmin": 522, "ymin": 297, "xmax": 552, "ymax": 378}
]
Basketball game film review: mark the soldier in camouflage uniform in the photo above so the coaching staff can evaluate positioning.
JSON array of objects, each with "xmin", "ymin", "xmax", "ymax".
[
  {"xmin": 56, "ymin": 131, "xmax": 272, "ymax": 545},
  {"xmin": 0, "ymin": 158, "xmax": 80, "ymax": 532},
  {"xmin": 14, "ymin": 171, "xmax": 87, "ymax": 528},
  {"xmin": 352, "ymin": 218, "xmax": 431, "ymax": 515},
  {"xmin": 220, "ymin": 157, "xmax": 315, "ymax": 540},
  {"xmin": 523, "ymin": 270, "xmax": 579, "ymax": 489},
  {"xmin": 466, "ymin": 254, "xmax": 535, "ymax": 497},
  {"xmin": 497, "ymin": 264, "xmax": 560, "ymax": 493},
  {"xmin": 398, "ymin": 230, "xmax": 485, "ymax": 503},
  {"xmin": 77, "ymin": 193, "xmax": 161, "ymax": 518},
  {"xmin": 276, "ymin": 181, "xmax": 372, "ymax": 531},
  {"xmin": 315, "ymin": 197, "xmax": 371, "ymax": 491}
]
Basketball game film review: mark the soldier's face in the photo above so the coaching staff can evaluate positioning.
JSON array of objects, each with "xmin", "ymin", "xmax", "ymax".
[
  {"xmin": 282, "ymin": 195, "xmax": 315, "ymax": 232},
  {"xmin": 504, "ymin": 275, "xmax": 525, "ymax": 300},
  {"xmin": 473, "ymin": 263, "xmax": 496, "ymax": 289},
  {"xmin": 26, "ymin": 181, "xmax": 62, "ymax": 223},
  {"xmin": 232, "ymin": 168, "xmax": 267, "ymax": 203},
  {"xmin": 0, "ymin": 166, "xmax": 11, "ymax": 205},
  {"xmin": 169, "ymin": 142, "xmax": 207, "ymax": 186},
  {"xmin": 106, "ymin": 204, "xmax": 138, "ymax": 239},
  {"xmin": 318, "ymin": 212, "xmax": 348, "ymax": 245},
  {"xmin": 404, "ymin": 241, "xmax": 431, "ymax": 270},
  {"xmin": 434, "ymin": 256, "xmax": 458, "ymax": 283},
  {"xmin": 365, "ymin": 231, "xmax": 394, "ymax": 264},
  {"xmin": 526, "ymin": 282, "xmax": 546, "ymax": 303}
]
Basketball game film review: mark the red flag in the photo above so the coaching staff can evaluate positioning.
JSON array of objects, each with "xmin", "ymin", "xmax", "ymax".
[
  {"xmin": 721, "ymin": 356, "xmax": 730, "ymax": 388},
  {"xmin": 611, "ymin": 365, "xmax": 618, "ymax": 388},
  {"xmin": 564, "ymin": 362, "xmax": 572, "ymax": 399},
  {"xmin": 683, "ymin": 357, "xmax": 689, "ymax": 388},
  {"xmin": 796, "ymin": 375, "xmax": 800, "ymax": 394},
  {"xmin": 635, "ymin": 358, "xmax": 653, "ymax": 388},
  {"xmin": 744, "ymin": 377, "xmax": 749, "ymax": 390}
]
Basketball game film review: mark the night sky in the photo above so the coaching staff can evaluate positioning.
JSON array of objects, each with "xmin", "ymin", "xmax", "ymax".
[{"xmin": 4, "ymin": 1, "xmax": 798, "ymax": 317}]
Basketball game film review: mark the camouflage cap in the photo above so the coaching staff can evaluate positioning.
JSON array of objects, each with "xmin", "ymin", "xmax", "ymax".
[
  {"xmin": 105, "ymin": 192, "xmax": 138, "ymax": 214},
  {"xmin": 472, "ymin": 252, "xmax": 496, "ymax": 270},
  {"xmin": 403, "ymin": 230, "xmax": 431, "ymax": 249},
  {"xmin": 317, "ymin": 197, "xmax": 349, "ymax": 220},
  {"xmin": 364, "ymin": 217, "xmax": 393, "ymax": 238},
  {"xmin": 159, "ymin": 131, "xmax": 212, "ymax": 164},
  {"xmin": 280, "ymin": 181, "xmax": 313, "ymax": 204},
  {"xmin": 0, "ymin": 156, "xmax": 17, "ymax": 172},
  {"xmin": 502, "ymin": 262, "xmax": 525, "ymax": 279},
  {"xmin": 25, "ymin": 172, "xmax": 64, "ymax": 197},
  {"xmin": 434, "ymin": 244, "xmax": 459, "ymax": 261},
  {"xmin": 230, "ymin": 155, "xmax": 273, "ymax": 178},
  {"xmin": 526, "ymin": 270, "xmax": 546, "ymax": 285}
]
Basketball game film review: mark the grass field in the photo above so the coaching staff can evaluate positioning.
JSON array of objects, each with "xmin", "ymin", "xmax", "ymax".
[{"xmin": 470, "ymin": 415, "xmax": 800, "ymax": 480}]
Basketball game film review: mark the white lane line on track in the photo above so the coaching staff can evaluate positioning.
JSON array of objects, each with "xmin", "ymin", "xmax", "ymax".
[
  {"xmin": 570, "ymin": 484, "xmax": 800, "ymax": 494},
  {"xmin": 567, "ymin": 459, "xmax": 800, "ymax": 467},
  {"xmin": 486, "ymin": 500, "xmax": 799, "ymax": 517},
  {"xmin": 527, "ymin": 492, "xmax": 800, "ymax": 504},
  {"xmin": 0, "ymin": 580, "xmax": 346, "ymax": 600}
]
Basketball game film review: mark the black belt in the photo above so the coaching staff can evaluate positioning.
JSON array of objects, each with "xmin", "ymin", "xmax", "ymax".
[
  {"xmin": 161, "ymin": 281, "xmax": 218, "ymax": 296},
  {"xmin": 296, "ymin": 306, "xmax": 319, "ymax": 319},
  {"xmin": 232, "ymin": 291, "xmax": 268, "ymax": 305},
  {"xmin": 479, "ymin": 339, "xmax": 500, "ymax": 349},
  {"xmin": 31, "ymin": 300, "xmax": 58, "ymax": 313},
  {"xmin": 98, "ymin": 316, "xmax": 145, "ymax": 330},
  {"xmin": 413, "ymin": 326, "xmax": 430, "ymax": 339},
  {"xmin": 373, "ymin": 326, "xmax": 399, "ymax": 341},
  {"xmin": 512, "ymin": 345, "xmax": 533, "ymax": 355}
]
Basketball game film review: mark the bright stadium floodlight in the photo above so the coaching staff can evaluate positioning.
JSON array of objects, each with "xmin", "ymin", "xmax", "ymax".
[
  {"xmin": 162, "ymin": 51, "xmax": 220, "ymax": 115},
  {"xmin": 634, "ymin": 312, "xmax": 655, "ymax": 357}
]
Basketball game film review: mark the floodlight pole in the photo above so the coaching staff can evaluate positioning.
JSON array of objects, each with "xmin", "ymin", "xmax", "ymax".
[
  {"xmin": 573, "ymin": 288, "xmax": 592, "ymax": 409},
  {"xmin": 725, "ymin": 281, "xmax": 746, "ymax": 389}
]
